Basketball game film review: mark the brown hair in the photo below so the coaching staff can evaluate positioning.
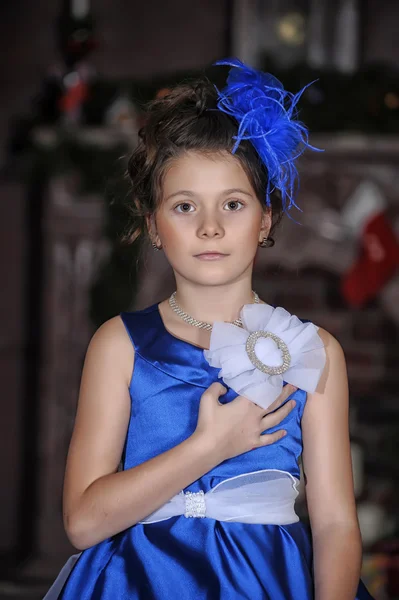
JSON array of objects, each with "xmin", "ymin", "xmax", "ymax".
[{"xmin": 125, "ymin": 78, "xmax": 283, "ymax": 246}]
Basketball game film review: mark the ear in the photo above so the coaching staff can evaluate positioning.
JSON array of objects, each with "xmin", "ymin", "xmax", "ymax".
[
  {"xmin": 258, "ymin": 208, "xmax": 272, "ymax": 243},
  {"xmin": 145, "ymin": 213, "xmax": 161, "ymax": 246}
]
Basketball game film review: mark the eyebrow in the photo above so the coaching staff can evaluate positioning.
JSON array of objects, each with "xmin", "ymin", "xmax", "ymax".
[
  {"xmin": 223, "ymin": 188, "xmax": 254, "ymax": 198},
  {"xmin": 164, "ymin": 188, "xmax": 254, "ymax": 202},
  {"xmin": 165, "ymin": 190, "xmax": 196, "ymax": 202}
]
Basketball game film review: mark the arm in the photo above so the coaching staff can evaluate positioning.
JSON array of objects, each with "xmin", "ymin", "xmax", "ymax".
[
  {"xmin": 63, "ymin": 316, "xmax": 220, "ymax": 550},
  {"xmin": 301, "ymin": 328, "xmax": 362, "ymax": 600}
]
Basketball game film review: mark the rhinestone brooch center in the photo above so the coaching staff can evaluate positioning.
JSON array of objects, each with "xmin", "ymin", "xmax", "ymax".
[{"xmin": 245, "ymin": 331, "xmax": 291, "ymax": 376}]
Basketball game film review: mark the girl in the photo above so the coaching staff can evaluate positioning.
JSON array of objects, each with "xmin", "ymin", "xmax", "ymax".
[{"xmin": 44, "ymin": 59, "xmax": 374, "ymax": 599}]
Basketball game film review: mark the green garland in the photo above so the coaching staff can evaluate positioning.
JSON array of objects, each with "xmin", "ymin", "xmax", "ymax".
[{"xmin": 32, "ymin": 135, "xmax": 141, "ymax": 326}]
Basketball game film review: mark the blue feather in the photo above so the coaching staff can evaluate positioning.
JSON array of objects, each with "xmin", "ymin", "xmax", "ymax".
[{"xmin": 214, "ymin": 58, "xmax": 322, "ymax": 213}]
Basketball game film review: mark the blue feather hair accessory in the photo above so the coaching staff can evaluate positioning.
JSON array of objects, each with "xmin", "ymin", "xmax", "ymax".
[{"xmin": 214, "ymin": 58, "xmax": 321, "ymax": 213}]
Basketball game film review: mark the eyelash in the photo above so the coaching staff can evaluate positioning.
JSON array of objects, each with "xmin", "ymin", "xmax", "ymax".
[
  {"xmin": 174, "ymin": 203, "xmax": 194, "ymax": 213},
  {"xmin": 174, "ymin": 200, "xmax": 245, "ymax": 213},
  {"xmin": 225, "ymin": 200, "xmax": 245, "ymax": 211}
]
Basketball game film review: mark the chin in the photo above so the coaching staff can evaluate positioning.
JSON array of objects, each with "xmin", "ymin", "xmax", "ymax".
[
  {"xmin": 174, "ymin": 259, "xmax": 252, "ymax": 287},
  {"xmin": 185, "ymin": 273, "xmax": 244, "ymax": 287}
]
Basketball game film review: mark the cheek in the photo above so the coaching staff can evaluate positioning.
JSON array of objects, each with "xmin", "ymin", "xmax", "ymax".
[
  {"xmin": 156, "ymin": 215, "xmax": 188, "ymax": 249},
  {"xmin": 232, "ymin": 212, "xmax": 263, "ymax": 241}
]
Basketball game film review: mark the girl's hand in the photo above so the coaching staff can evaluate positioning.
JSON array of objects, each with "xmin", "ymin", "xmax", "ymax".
[{"xmin": 193, "ymin": 382, "xmax": 297, "ymax": 462}]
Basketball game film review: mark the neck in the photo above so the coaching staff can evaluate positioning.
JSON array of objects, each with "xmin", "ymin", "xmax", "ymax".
[{"xmin": 172, "ymin": 280, "xmax": 256, "ymax": 324}]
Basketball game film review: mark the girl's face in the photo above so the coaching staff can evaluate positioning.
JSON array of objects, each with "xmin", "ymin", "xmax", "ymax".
[{"xmin": 151, "ymin": 151, "xmax": 271, "ymax": 288}]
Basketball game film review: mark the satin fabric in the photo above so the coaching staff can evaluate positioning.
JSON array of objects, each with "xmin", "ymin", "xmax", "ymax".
[{"xmin": 52, "ymin": 304, "xmax": 373, "ymax": 599}]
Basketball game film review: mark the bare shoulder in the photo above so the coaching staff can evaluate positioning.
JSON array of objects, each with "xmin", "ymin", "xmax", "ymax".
[
  {"xmin": 91, "ymin": 314, "xmax": 131, "ymax": 342},
  {"xmin": 307, "ymin": 325, "xmax": 348, "ymax": 399},
  {"xmin": 317, "ymin": 326, "xmax": 345, "ymax": 356},
  {"xmin": 86, "ymin": 316, "xmax": 134, "ymax": 385},
  {"xmin": 320, "ymin": 324, "xmax": 346, "ymax": 358}
]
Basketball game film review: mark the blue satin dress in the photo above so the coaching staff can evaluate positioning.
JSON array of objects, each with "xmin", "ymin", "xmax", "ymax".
[{"xmin": 52, "ymin": 304, "xmax": 374, "ymax": 600}]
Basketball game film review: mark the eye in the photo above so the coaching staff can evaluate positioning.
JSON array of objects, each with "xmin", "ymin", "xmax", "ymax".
[
  {"xmin": 175, "ymin": 202, "xmax": 195, "ymax": 213},
  {"xmin": 224, "ymin": 200, "xmax": 244, "ymax": 211}
]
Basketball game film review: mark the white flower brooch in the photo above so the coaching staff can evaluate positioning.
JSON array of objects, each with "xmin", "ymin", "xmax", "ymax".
[{"xmin": 204, "ymin": 304, "xmax": 326, "ymax": 410}]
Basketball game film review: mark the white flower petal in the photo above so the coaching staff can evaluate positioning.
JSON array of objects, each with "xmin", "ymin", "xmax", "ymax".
[
  {"xmin": 217, "ymin": 351, "xmax": 254, "ymax": 379},
  {"xmin": 294, "ymin": 346, "xmax": 326, "ymax": 369},
  {"xmin": 227, "ymin": 365, "xmax": 267, "ymax": 391},
  {"xmin": 241, "ymin": 303, "xmax": 274, "ymax": 332},
  {"xmin": 265, "ymin": 306, "xmax": 294, "ymax": 332},
  {"xmin": 240, "ymin": 378, "xmax": 283, "ymax": 409},
  {"xmin": 204, "ymin": 322, "xmax": 249, "ymax": 368},
  {"xmin": 204, "ymin": 303, "xmax": 326, "ymax": 408},
  {"xmin": 279, "ymin": 322, "xmax": 320, "ymax": 349},
  {"xmin": 210, "ymin": 321, "xmax": 249, "ymax": 349},
  {"xmin": 283, "ymin": 365, "xmax": 322, "ymax": 393}
]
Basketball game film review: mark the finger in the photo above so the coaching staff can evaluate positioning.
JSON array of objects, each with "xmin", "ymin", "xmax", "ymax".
[
  {"xmin": 258, "ymin": 429, "xmax": 287, "ymax": 447},
  {"xmin": 261, "ymin": 400, "xmax": 296, "ymax": 428},
  {"xmin": 205, "ymin": 382, "xmax": 227, "ymax": 399},
  {"xmin": 278, "ymin": 383, "xmax": 297, "ymax": 404}
]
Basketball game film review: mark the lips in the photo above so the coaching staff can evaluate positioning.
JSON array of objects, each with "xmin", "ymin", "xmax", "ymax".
[
  {"xmin": 195, "ymin": 252, "xmax": 227, "ymax": 256},
  {"xmin": 194, "ymin": 252, "xmax": 229, "ymax": 260}
]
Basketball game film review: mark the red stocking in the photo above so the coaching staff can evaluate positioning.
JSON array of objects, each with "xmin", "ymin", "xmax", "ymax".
[{"xmin": 341, "ymin": 211, "xmax": 399, "ymax": 307}]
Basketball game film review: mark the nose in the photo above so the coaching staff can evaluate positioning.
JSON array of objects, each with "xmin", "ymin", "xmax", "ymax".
[{"xmin": 197, "ymin": 210, "xmax": 225, "ymax": 239}]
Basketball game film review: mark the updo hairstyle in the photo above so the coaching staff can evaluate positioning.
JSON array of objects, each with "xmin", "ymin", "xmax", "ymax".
[{"xmin": 125, "ymin": 78, "xmax": 283, "ymax": 246}]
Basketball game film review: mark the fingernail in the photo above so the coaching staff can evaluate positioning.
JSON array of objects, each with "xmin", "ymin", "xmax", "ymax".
[{"xmin": 291, "ymin": 400, "xmax": 296, "ymax": 408}]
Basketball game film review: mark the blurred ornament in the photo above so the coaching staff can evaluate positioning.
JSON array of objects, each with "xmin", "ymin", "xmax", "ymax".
[
  {"xmin": 71, "ymin": 0, "xmax": 89, "ymax": 19},
  {"xmin": 307, "ymin": 0, "xmax": 329, "ymax": 69},
  {"xmin": 371, "ymin": 541, "xmax": 399, "ymax": 599},
  {"xmin": 58, "ymin": 0, "xmax": 97, "ymax": 68},
  {"xmin": 59, "ymin": 66, "xmax": 91, "ymax": 125},
  {"xmin": 357, "ymin": 502, "xmax": 395, "ymax": 547},
  {"xmin": 276, "ymin": 12, "xmax": 306, "ymax": 46},
  {"xmin": 384, "ymin": 92, "xmax": 399, "ymax": 110},
  {"xmin": 55, "ymin": 0, "xmax": 97, "ymax": 125},
  {"xmin": 105, "ymin": 93, "xmax": 138, "ymax": 137},
  {"xmin": 361, "ymin": 554, "xmax": 389, "ymax": 600},
  {"xmin": 333, "ymin": 0, "xmax": 360, "ymax": 74}
]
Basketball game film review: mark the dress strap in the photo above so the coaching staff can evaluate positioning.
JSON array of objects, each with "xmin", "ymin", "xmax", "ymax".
[
  {"xmin": 120, "ymin": 305, "xmax": 223, "ymax": 389},
  {"xmin": 120, "ymin": 304, "xmax": 160, "ymax": 354}
]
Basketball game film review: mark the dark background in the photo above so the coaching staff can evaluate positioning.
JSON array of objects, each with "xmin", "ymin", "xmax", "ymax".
[{"xmin": 1, "ymin": 1, "xmax": 399, "ymax": 598}]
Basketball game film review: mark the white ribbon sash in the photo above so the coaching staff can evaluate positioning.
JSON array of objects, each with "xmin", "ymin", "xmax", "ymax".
[
  {"xmin": 42, "ymin": 470, "xmax": 299, "ymax": 599},
  {"xmin": 139, "ymin": 469, "xmax": 299, "ymax": 525}
]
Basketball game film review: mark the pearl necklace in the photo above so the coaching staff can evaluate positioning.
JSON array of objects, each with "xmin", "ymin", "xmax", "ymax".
[{"xmin": 168, "ymin": 291, "xmax": 260, "ymax": 331}]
